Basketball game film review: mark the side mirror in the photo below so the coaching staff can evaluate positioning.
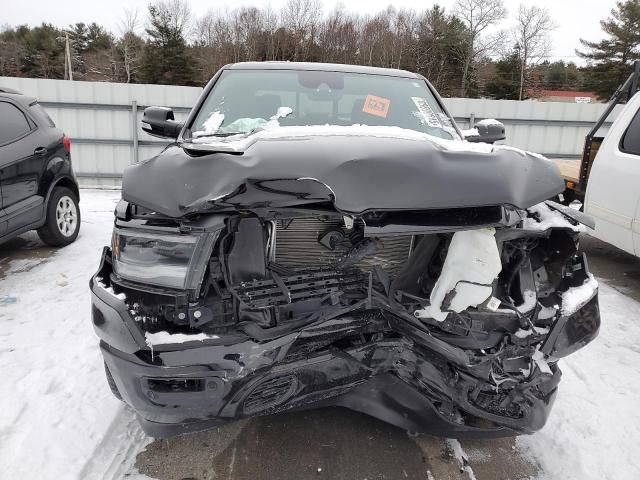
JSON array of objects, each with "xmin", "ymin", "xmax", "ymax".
[
  {"xmin": 141, "ymin": 106, "xmax": 184, "ymax": 139},
  {"xmin": 464, "ymin": 119, "xmax": 506, "ymax": 144}
]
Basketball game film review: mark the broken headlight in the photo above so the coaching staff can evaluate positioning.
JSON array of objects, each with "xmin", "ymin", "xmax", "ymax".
[{"xmin": 111, "ymin": 229, "xmax": 201, "ymax": 289}]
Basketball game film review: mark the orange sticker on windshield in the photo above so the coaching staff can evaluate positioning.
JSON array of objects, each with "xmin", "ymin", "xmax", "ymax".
[{"xmin": 362, "ymin": 95, "xmax": 390, "ymax": 118}]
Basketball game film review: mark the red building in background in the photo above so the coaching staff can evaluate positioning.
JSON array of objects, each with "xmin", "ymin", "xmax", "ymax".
[{"xmin": 533, "ymin": 90, "xmax": 601, "ymax": 103}]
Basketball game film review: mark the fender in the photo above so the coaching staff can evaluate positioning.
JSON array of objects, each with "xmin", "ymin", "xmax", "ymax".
[
  {"xmin": 43, "ymin": 172, "xmax": 80, "ymax": 208},
  {"xmin": 40, "ymin": 154, "xmax": 80, "ymax": 207}
]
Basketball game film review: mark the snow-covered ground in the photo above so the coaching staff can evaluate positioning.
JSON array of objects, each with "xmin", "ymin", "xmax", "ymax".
[
  {"xmin": 1, "ymin": 189, "xmax": 639, "ymax": 480},
  {"xmin": 0, "ymin": 190, "xmax": 145, "ymax": 480},
  {"xmin": 517, "ymin": 279, "xmax": 640, "ymax": 479}
]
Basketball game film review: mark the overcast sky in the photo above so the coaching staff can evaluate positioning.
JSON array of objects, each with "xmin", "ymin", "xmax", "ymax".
[{"xmin": 3, "ymin": 0, "xmax": 617, "ymax": 64}]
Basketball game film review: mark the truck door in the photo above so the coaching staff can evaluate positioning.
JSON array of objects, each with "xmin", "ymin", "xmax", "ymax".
[
  {"xmin": 585, "ymin": 94, "xmax": 640, "ymax": 256},
  {"xmin": 635, "ymin": 197, "xmax": 640, "ymax": 256}
]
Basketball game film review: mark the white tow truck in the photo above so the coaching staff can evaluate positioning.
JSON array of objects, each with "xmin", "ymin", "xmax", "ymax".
[{"xmin": 553, "ymin": 62, "xmax": 640, "ymax": 257}]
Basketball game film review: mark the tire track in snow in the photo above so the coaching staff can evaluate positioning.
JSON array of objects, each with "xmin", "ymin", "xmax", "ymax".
[
  {"xmin": 78, "ymin": 405, "xmax": 151, "ymax": 480},
  {"xmin": 446, "ymin": 439, "xmax": 477, "ymax": 480}
]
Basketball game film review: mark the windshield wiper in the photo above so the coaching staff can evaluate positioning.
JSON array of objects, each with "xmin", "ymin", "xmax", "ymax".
[
  {"xmin": 192, "ymin": 131, "xmax": 249, "ymax": 139},
  {"xmin": 189, "ymin": 127, "xmax": 265, "ymax": 142}
]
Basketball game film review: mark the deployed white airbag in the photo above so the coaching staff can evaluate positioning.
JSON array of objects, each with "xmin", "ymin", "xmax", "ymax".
[{"xmin": 414, "ymin": 228, "xmax": 502, "ymax": 321}]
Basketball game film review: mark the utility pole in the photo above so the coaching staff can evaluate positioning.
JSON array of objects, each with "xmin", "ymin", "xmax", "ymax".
[
  {"xmin": 64, "ymin": 33, "xmax": 73, "ymax": 81},
  {"xmin": 519, "ymin": 46, "xmax": 527, "ymax": 101}
]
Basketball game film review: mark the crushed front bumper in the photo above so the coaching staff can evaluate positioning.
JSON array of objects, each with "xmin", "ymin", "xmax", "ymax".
[{"xmin": 91, "ymin": 249, "xmax": 595, "ymax": 439}]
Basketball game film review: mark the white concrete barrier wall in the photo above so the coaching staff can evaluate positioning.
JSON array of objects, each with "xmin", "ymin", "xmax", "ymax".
[{"xmin": 0, "ymin": 76, "xmax": 622, "ymax": 186}]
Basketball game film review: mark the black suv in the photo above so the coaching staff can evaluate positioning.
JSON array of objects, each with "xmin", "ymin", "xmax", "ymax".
[{"xmin": 0, "ymin": 87, "xmax": 80, "ymax": 246}]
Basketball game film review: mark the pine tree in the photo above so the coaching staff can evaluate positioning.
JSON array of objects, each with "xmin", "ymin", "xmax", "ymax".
[
  {"xmin": 483, "ymin": 47, "xmax": 521, "ymax": 100},
  {"xmin": 578, "ymin": 0, "xmax": 640, "ymax": 100},
  {"xmin": 141, "ymin": 1, "xmax": 195, "ymax": 86},
  {"xmin": 19, "ymin": 24, "xmax": 66, "ymax": 79}
]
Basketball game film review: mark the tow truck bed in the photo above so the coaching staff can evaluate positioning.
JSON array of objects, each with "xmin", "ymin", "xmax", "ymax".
[{"xmin": 552, "ymin": 159, "xmax": 581, "ymax": 184}]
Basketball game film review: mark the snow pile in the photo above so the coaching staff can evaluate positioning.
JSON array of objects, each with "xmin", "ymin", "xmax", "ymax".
[
  {"xmin": 199, "ymin": 111, "xmax": 225, "ymax": 135},
  {"xmin": 518, "ymin": 280, "xmax": 640, "ymax": 480},
  {"xmin": 97, "ymin": 279, "xmax": 127, "ymax": 301},
  {"xmin": 460, "ymin": 127, "xmax": 480, "ymax": 137},
  {"xmin": 561, "ymin": 273, "xmax": 598, "ymax": 316},
  {"xmin": 271, "ymin": 106, "xmax": 293, "ymax": 120},
  {"xmin": 476, "ymin": 118, "xmax": 504, "ymax": 127},
  {"xmin": 517, "ymin": 289, "xmax": 537, "ymax": 313},
  {"xmin": 532, "ymin": 348, "xmax": 552, "ymax": 375},
  {"xmin": 524, "ymin": 202, "xmax": 586, "ymax": 232},
  {"xmin": 194, "ymin": 107, "xmax": 294, "ymax": 138},
  {"xmin": 515, "ymin": 326, "xmax": 550, "ymax": 339},
  {"xmin": 144, "ymin": 330, "xmax": 219, "ymax": 346},
  {"xmin": 0, "ymin": 190, "xmax": 137, "ymax": 480},
  {"xmin": 446, "ymin": 439, "xmax": 477, "ymax": 480}
]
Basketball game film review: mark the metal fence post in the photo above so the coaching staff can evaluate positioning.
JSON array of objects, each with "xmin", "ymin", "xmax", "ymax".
[
  {"xmin": 131, "ymin": 100, "xmax": 139, "ymax": 164},
  {"xmin": 470, "ymin": 113, "xmax": 475, "ymax": 129}
]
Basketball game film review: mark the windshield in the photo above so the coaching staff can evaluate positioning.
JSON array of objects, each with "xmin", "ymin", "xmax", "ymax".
[{"xmin": 189, "ymin": 69, "xmax": 460, "ymax": 141}]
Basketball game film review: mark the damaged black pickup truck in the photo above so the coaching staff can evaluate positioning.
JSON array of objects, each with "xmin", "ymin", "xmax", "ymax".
[{"xmin": 91, "ymin": 62, "xmax": 600, "ymax": 438}]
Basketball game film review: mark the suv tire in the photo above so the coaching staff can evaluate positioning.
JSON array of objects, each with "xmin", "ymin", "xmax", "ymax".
[{"xmin": 37, "ymin": 187, "xmax": 81, "ymax": 247}]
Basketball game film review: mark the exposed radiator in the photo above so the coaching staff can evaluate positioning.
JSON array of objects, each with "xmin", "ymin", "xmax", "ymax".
[{"xmin": 273, "ymin": 217, "xmax": 412, "ymax": 275}]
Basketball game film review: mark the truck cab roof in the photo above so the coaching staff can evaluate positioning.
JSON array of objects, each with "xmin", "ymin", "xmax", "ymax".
[{"xmin": 224, "ymin": 61, "xmax": 421, "ymax": 79}]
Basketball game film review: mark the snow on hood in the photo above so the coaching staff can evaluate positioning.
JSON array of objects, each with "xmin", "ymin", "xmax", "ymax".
[
  {"xmin": 122, "ymin": 125, "xmax": 565, "ymax": 218},
  {"xmin": 189, "ymin": 124, "xmax": 554, "ymax": 169},
  {"xmin": 190, "ymin": 124, "xmax": 470, "ymax": 150},
  {"xmin": 188, "ymin": 123, "xmax": 547, "ymax": 158}
]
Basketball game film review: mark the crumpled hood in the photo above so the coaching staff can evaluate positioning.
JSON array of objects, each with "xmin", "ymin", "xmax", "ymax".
[{"xmin": 122, "ymin": 126, "xmax": 564, "ymax": 218}]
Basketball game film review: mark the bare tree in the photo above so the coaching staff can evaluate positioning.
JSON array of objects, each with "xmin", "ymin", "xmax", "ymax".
[
  {"xmin": 120, "ymin": 8, "xmax": 141, "ymax": 35},
  {"xmin": 262, "ymin": 5, "xmax": 280, "ymax": 61},
  {"xmin": 454, "ymin": 0, "xmax": 507, "ymax": 97},
  {"xmin": 194, "ymin": 10, "xmax": 216, "ymax": 47},
  {"xmin": 513, "ymin": 4, "xmax": 555, "ymax": 100},
  {"xmin": 319, "ymin": 5, "xmax": 359, "ymax": 64},
  {"xmin": 118, "ymin": 8, "xmax": 143, "ymax": 83},
  {"xmin": 193, "ymin": 9, "xmax": 232, "ymax": 79},
  {"xmin": 281, "ymin": 0, "xmax": 322, "ymax": 60},
  {"xmin": 230, "ymin": 7, "xmax": 264, "ymax": 61},
  {"xmin": 360, "ymin": 12, "xmax": 390, "ymax": 66},
  {"xmin": 393, "ymin": 9, "xmax": 417, "ymax": 69},
  {"xmin": 151, "ymin": 0, "xmax": 192, "ymax": 38}
]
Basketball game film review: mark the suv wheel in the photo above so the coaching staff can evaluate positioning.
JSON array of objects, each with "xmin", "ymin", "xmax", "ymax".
[{"xmin": 37, "ymin": 187, "xmax": 81, "ymax": 247}]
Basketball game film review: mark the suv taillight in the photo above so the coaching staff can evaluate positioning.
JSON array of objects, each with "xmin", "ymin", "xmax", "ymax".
[{"xmin": 63, "ymin": 135, "xmax": 71, "ymax": 152}]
